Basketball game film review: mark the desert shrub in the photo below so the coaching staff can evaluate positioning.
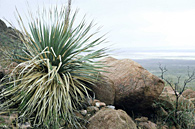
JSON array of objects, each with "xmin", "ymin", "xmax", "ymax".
[
  {"xmin": 158, "ymin": 65, "xmax": 195, "ymax": 128},
  {"xmin": 0, "ymin": 2, "xmax": 107, "ymax": 128}
]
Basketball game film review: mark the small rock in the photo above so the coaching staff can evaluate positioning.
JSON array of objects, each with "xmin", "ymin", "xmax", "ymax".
[
  {"xmin": 80, "ymin": 110, "xmax": 87, "ymax": 116},
  {"xmin": 85, "ymin": 114, "xmax": 91, "ymax": 120},
  {"xmin": 161, "ymin": 125, "xmax": 169, "ymax": 129},
  {"xmin": 87, "ymin": 106, "xmax": 99, "ymax": 114},
  {"xmin": 135, "ymin": 117, "xmax": 148, "ymax": 122},
  {"xmin": 169, "ymin": 125, "xmax": 177, "ymax": 129},
  {"xmin": 95, "ymin": 102, "xmax": 106, "ymax": 108},
  {"xmin": 138, "ymin": 121, "xmax": 157, "ymax": 129},
  {"xmin": 74, "ymin": 112, "xmax": 84, "ymax": 119},
  {"xmin": 92, "ymin": 99, "xmax": 100, "ymax": 106},
  {"xmin": 18, "ymin": 122, "xmax": 31, "ymax": 129},
  {"xmin": 106, "ymin": 105, "xmax": 115, "ymax": 109}
]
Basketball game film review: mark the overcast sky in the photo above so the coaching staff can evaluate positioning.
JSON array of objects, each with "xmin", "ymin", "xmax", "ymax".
[{"xmin": 1, "ymin": 0, "xmax": 195, "ymax": 50}]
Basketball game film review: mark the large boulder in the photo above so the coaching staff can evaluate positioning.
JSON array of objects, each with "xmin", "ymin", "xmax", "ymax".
[
  {"xmin": 96, "ymin": 57, "xmax": 165, "ymax": 113},
  {"xmin": 92, "ymin": 76, "xmax": 115, "ymax": 105},
  {"xmin": 87, "ymin": 108, "xmax": 137, "ymax": 129}
]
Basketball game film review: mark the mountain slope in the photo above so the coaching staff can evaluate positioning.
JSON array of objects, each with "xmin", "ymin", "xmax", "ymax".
[{"xmin": 0, "ymin": 19, "xmax": 23, "ymax": 66}]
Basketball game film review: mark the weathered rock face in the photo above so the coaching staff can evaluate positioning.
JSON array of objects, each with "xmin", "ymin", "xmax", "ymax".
[
  {"xmin": 158, "ymin": 87, "xmax": 194, "ymax": 111},
  {"xmin": 155, "ymin": 87, "xmax": 195, "ymax": 129},
  {"xmin": 182, "ymin": 89, "xmax": 195, "ymax": 106},
  {"xmin": 92, "ymin": 76, "xmax": 115, "ymax": 105},
  {"xmin": 97, "ymin": 57, "xmax": 165, "ymax": 112},
  {"xmin": 182, "ymin": 89, "xmax": 195, "ymax": 98},
  {"xmin": 0, "ymin": 19, "xmax": 23, "ymax": 61},
  {"xmin": 87, "ymin": 108, "xmax": 137, "ymax": 129}
]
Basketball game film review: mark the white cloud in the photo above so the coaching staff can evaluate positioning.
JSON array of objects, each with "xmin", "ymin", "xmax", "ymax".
[
  {"xmin": 141, "ymin": 10, "xmax": 195, "ymax": 48},
  {"xmin": 1, "ymin": 0, "xmax": 195, "ymax": 50}
]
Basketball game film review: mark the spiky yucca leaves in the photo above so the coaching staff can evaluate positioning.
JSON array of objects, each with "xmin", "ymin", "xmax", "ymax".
[{"xmin": 0, "ymin": 5, "xmax": 107, "ymax": 127}]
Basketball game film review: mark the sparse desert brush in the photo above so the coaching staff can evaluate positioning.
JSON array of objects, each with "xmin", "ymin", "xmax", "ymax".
[
  {"xmin": 158, "ymin": 64, "xmax": 195, "ymax": 128},
  {"xmin": 0, "ymin": 1, "xmax": 107, "ymax": 128}
]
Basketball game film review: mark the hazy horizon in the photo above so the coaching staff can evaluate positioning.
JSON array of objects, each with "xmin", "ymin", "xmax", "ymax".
[{"xmin": 111, "ymin": 48, "xmax": 195, "ymax": 60}]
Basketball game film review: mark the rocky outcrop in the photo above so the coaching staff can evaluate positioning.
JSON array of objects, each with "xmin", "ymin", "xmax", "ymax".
[
  {"xmin": 153, "ymin": 86, "xmax": 195, "ymax": 128},
  {"xmin": 0, "ymin": 19, "xmax": 23, "ymax": 60},
  {"xmin": 182, "ymin": 89, "xmax": 195, "ymax": 105},
  {"xmin": 95, "ymin": 57, "xmax": 165, "ymax": 113},
  {"xmin": 0, "ymin": 19, "xmax": 7, "ymax": 32},
  {"xmin": 182, "ymin": 89, "xmax": 195, "ymax": 99},
  {"xmin": 0, "ymin": 19, "xmax": 20, "ymax": 39},
  {"xmin": 87, "ymin": 108, "xmax": 137, "ymax": 129},
  {"xmin": 158, "ymin": 87, "xmax": 194, "ymax": 111}
]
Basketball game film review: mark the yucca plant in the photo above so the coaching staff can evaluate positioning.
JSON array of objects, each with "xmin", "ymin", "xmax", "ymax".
[{"xmin": 0, "ymin": 2, "xmax": 107, "ymax": 128}]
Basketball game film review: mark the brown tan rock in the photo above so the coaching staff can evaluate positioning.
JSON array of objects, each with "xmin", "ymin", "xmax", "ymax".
[
  {"xmin": 158, "ymin": 87, "xmax": 194, "ymax": 111},
  {"xmin": 92, "ymin": 76, "xmax": 115, "ymax": 105},
  {"xmin": 163, "ymin": 86, "xmax": 175, "ymax": 93},
  {"xmin": 100, "ymin": 57, "xmax": 165, "ymax": 112},
  {"xmin": 87, "ymin": 106, "xmax": 99, "ymax": 114},
  {"xmin": 95, "ymin": 102, "xmax": 106, "ymax": 108},
  {"xmin": 189, "ymin": 98, "xmax": 195, "ymax": 105},
  {"xmin": 161, "ymin": 125, "xmax": 169, "ymax": 129},
  {"xmin": 74, "ymin": 112, "xmax": 84, "ymax": 119},
  {"xmin": 90, "ymin": 99, "xmax": 100, "ymax": 106},
  {"xmin": 138, "ymin": 121, "xmax": 157, "ymax": 129},
  {"xmin": 182, "ymin": 89, "xmax": 195, "ymax": 99},
  {"xmin": 135, "ymin": 117, "xmax": 148, "ymax": 122},
  {"xmin": 87, "ymin": 108, "xmax": 137, "ymax": 129},
  {"xmin": 0, "ymin": 113, "xmax": 18, "ymax": 126},
  {"xmin": 80, "ymin": 110, "xmax": 87, "ymax": 116}
]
